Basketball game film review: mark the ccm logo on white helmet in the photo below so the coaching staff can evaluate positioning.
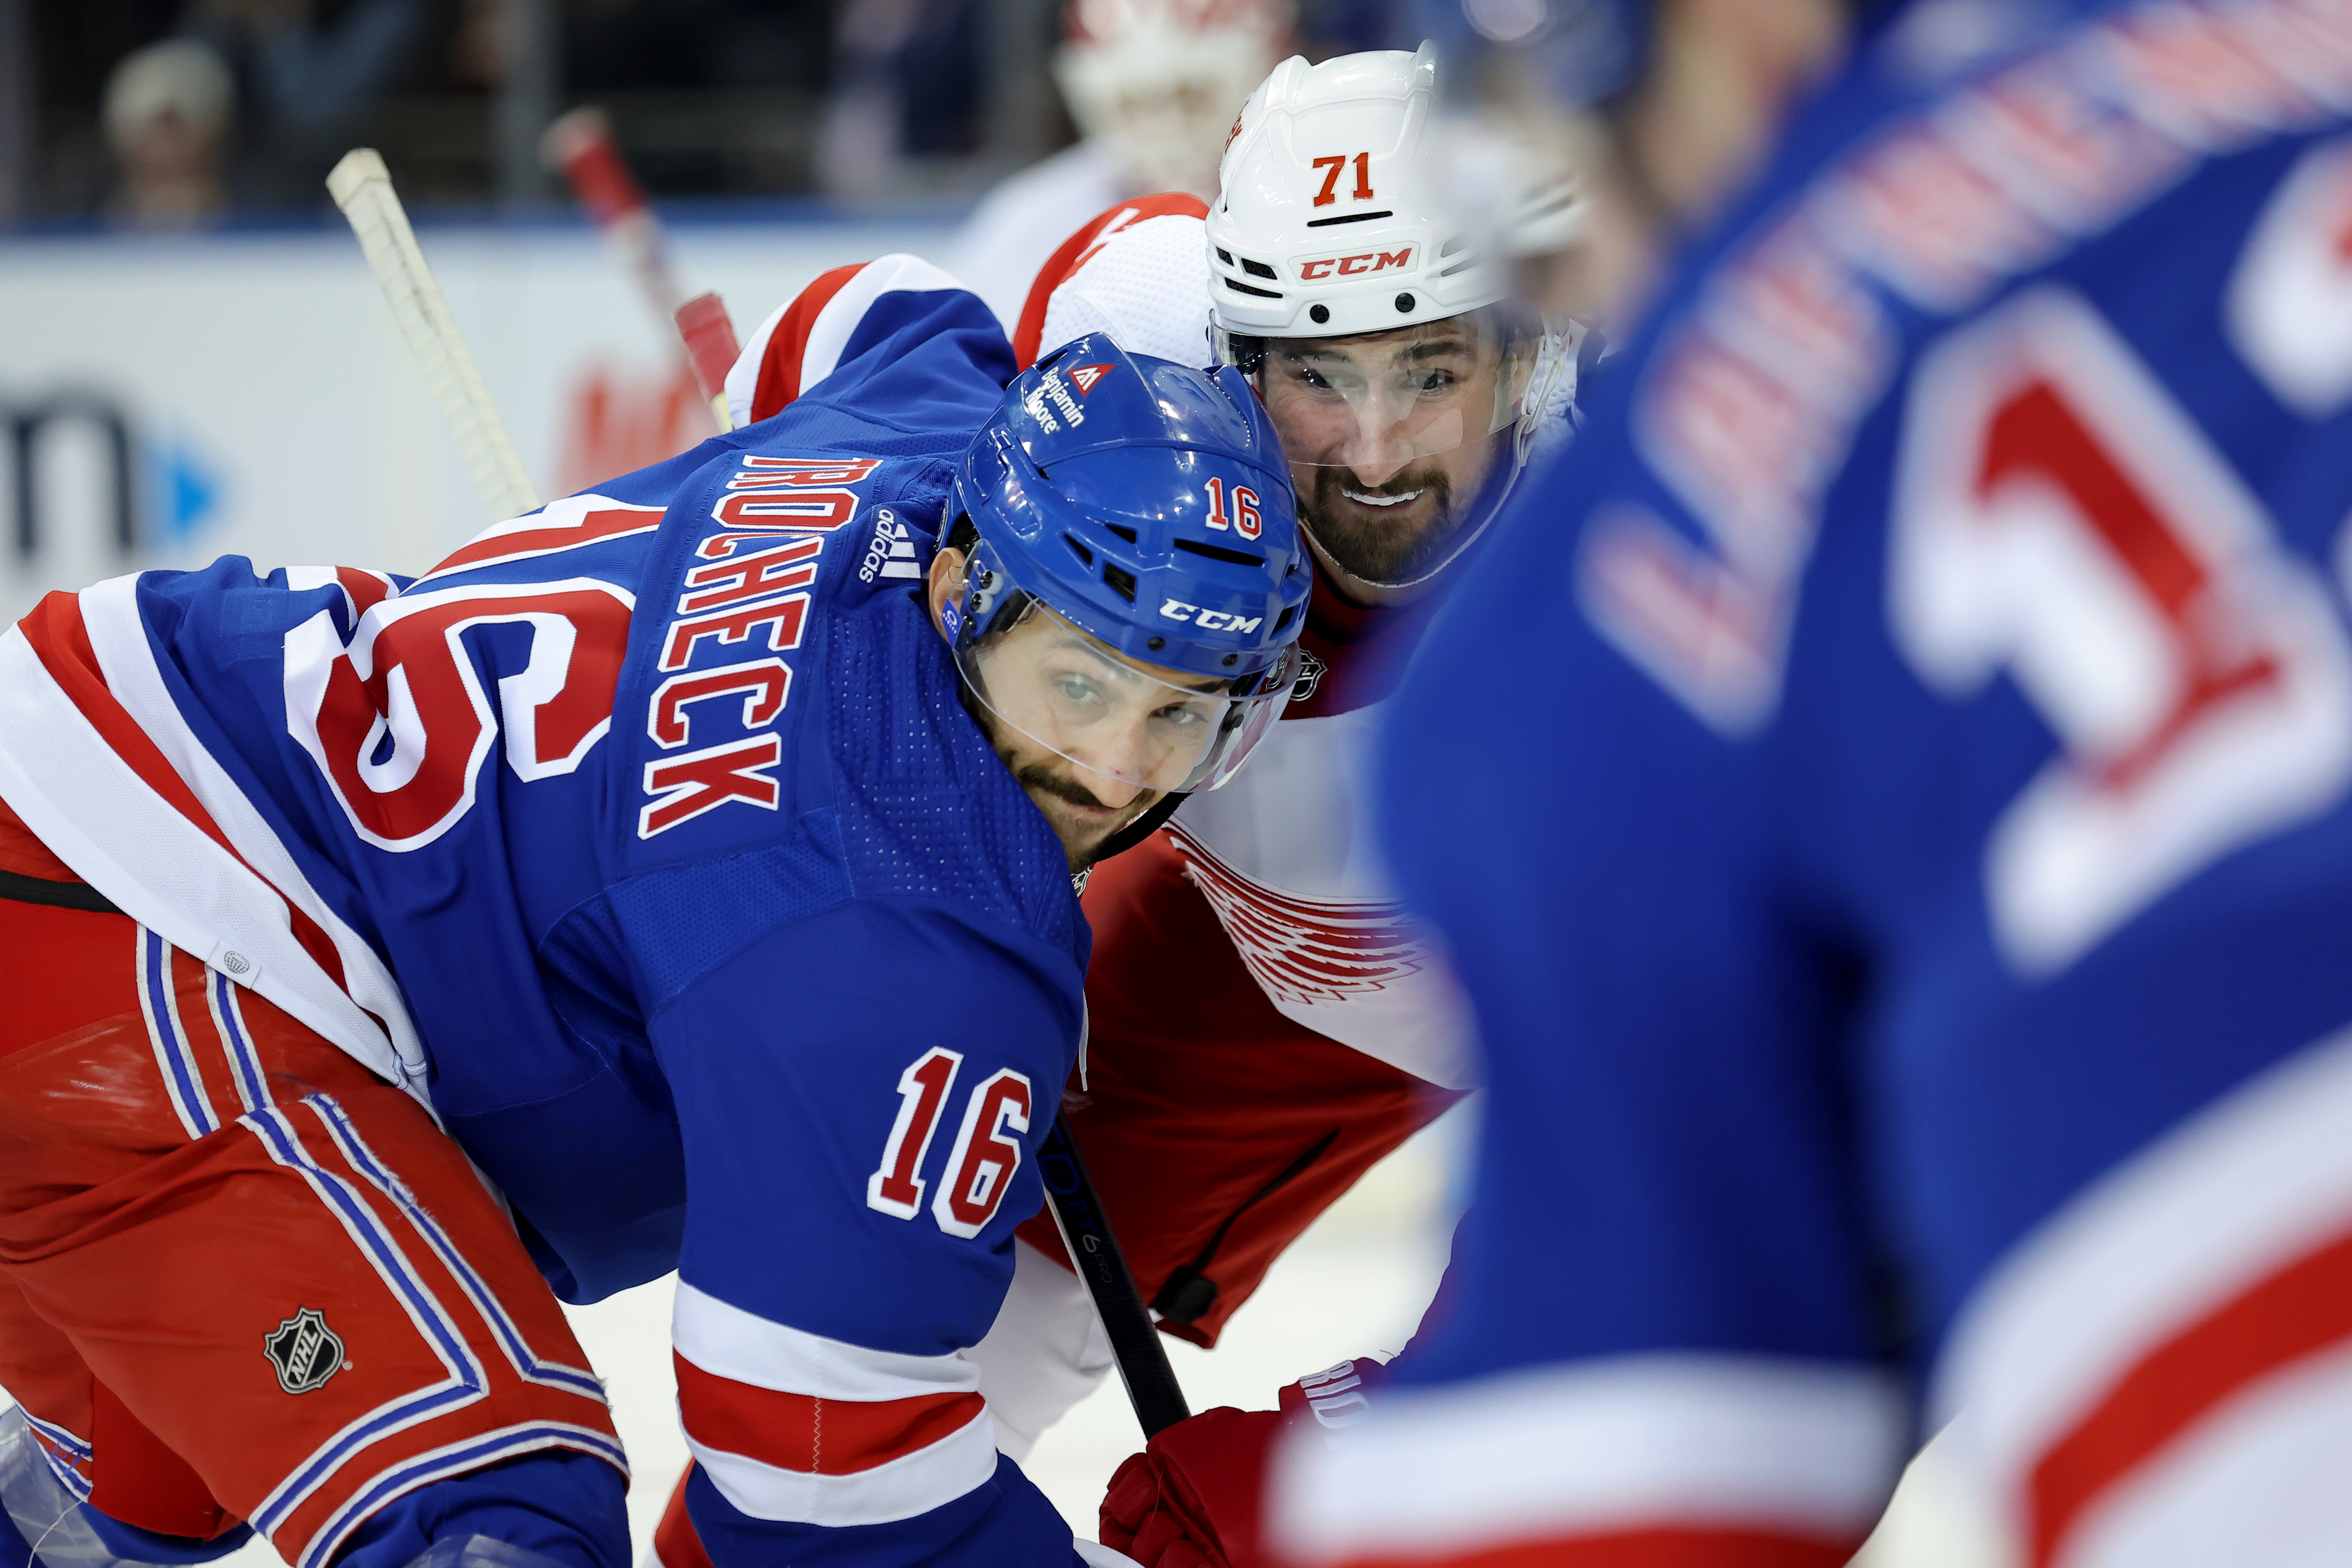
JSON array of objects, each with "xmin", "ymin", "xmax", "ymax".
[
  {"xmin": 1298, "ymin": 246, "xmax": 1415, "ymax": 281},
  {"xmin": 1160, "ymin": 598, "xmax": 1263, "ymax": 633}
]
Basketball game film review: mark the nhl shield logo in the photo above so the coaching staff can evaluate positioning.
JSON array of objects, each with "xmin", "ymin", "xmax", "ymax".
[
  {"xmin": 1288, "ymin": 648, "xmax": 1328, "ymax": 706},
  {"xmin": 264, "ymin": 1307, "xmax": 345, "ymax": 1394}
]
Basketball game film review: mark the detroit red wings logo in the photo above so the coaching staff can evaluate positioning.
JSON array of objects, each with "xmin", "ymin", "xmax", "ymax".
[
  {"xmin": 1166, "ymin": 824, "xmax": 1429, "ymax": 1005},
  {"xmin": 1068, "ymin": 364, "xmax": 1114, "ymax": 395}
]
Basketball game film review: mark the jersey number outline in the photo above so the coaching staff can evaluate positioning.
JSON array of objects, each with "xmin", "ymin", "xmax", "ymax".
[
  {"xmin": 1892, "ymin": 286, "xmax": 2352, "ymax": 973},
  {"xmin": 865, "ymin": 1049, "xmax": 1035, "ymax": 1238},
  {"xmin": 285, "ymin": 577, "xmax": 636, "ymax": 852},
  {"xmin": 867, "ymin": 1047, "xmax": 962, "ymax": 1218}
]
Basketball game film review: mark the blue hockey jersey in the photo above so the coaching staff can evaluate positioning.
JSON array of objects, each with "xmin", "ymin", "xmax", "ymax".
[
  {"xmin": 1267, "ymin": 2, "xmax": 2352, "ymax": 1566},
  {"xmin": 0, "ymin": 264, "xmax": 1091, "ymax": 1565}
]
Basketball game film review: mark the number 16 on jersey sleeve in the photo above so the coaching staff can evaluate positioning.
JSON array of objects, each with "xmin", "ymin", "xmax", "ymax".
[{"xmin": 866, "ymin": 1047, "xmax": 1035, "ymax": 1240}]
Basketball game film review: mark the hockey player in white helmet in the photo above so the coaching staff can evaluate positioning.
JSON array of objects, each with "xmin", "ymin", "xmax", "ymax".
[
  {"xmin": 945, "ymin": 0, "xmax": 1289, "ymax": 331},
  {"xmin": 914, "ymin": 44, "xmax": 1598, "ymax": 1568},
  {"xmin": 1206, "ymin": 41, "xmax": 1580, "ymax": 598}
]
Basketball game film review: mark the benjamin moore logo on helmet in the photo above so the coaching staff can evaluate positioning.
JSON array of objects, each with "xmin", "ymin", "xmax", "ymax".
[
  {"xmin": 1160, "ymin": 598, "xmax": 1264, "ymax": 633},
  {"xmin": 1297, "ymin": 246, "xmax": 1414, "ymax": 281},
  {"xmin": 1024, "ymin": 364, "xmax": 1104, "ymax": 433}
]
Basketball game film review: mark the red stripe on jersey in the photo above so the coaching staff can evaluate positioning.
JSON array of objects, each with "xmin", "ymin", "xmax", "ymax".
[
  {"xmin": 672, "ymin": 1353, "xmax": 986, "ymax": 1476},
  {"xmin": 1012, "ymin": 194, "xmax": 1210, "ymax": 369},
  {"xmin": 334, "ymin": 569, "xmax": 396, "ymax": 621},
  {"xmin": 425, "ymin": 507, "xmax": 665, "ymax": 578},
  {"xmin": 19, "ymin": 592, "xmax": 242, "ymax": 864},
  {"xmin": 17, "ymin": 592, "xmax": 360, "ymax": 1010},
  {"xmin": 2028, "ymin": 1220, "xmax": 2352, "ymax": 1567},
  {"xmin": 750, "ymin": 264, "xmax": 866, "ymax": 423},
  {"xmin": 653, "ymin": 1465, "xmax": 716, "ymax": 1568},
  {"xmin": 1303, "ymin": 1528, "xmax": 1854, "ymax": 1568}
]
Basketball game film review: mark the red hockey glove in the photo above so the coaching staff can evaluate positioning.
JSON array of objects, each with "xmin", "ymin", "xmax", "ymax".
[
  {"xmin": 1100, "ymin": 1405, "xmax": 1276, "ymax": 1568},
  {"xmin": 1098, "ymin": 1359, "xmax": 1389, "ymax": 1568}
]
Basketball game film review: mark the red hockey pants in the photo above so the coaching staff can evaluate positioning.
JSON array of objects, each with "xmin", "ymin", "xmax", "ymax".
[{"xmin": 0, "ymin": 803, "xmax": 622, "ymax": 1568}]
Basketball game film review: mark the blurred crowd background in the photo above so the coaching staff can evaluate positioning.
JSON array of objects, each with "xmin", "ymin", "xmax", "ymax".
[
  {"xmin": 0, "ymin": 0, "xmax": 1578, "ymax": 227},
  {"xmin": 0, "ymin": 0, "xmax": 1609, "ymax": 626}
]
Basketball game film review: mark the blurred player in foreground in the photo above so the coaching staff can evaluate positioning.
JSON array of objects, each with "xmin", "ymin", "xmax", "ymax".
[
  {"xmin": 0, "ymin": 264, "xmax": 1310, "ymax": 1568},
  {"xmin": 948, "ymin": 0, "xmax": 1291, "ymax": 330},
  {"xmin": 1265, "ymin": 0, "xmax": 2352, "ymax": 1563}
]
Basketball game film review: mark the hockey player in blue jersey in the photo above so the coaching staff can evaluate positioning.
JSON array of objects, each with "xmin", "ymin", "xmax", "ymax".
[
  {"xmin": 0, "ymin": 264, "xmax": 1307, "ymax": 1568},
  {"xmin": 1252, "ymin": 0, "xmax": 2352, "ymax": 1565}
]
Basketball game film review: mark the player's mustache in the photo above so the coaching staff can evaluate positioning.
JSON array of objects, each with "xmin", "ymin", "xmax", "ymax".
[{"xmin": 1015, "ymin": 758, "xmax": 1153, "ymax": 817}]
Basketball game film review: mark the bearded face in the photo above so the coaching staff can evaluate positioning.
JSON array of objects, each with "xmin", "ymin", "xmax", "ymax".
[
  {"xmin": 1255, "ymin": 322, "xmax": 1518, "ymax": 589},
  {"xmin": 1294, "ymin": 461, "xmax": 1465, "ymax": 586}
]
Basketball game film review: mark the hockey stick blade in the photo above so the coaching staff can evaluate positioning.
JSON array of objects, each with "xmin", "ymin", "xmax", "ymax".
[
  {"xmin": 328, "ymin": 149, "xmax": 541, "ymax": 522},
  {"xmin": 1039, "ymin": 1116, "xmax": 1192, "ymax": 1439}
]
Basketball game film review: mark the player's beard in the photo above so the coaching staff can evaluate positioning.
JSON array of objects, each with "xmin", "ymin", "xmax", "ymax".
[
  {"xmin": 1299, "ymin": 463, "xmax": 1460, "ymax": 586},
  {"xmin": 1009, "ymin": 756, "xmax": 1160, "ymax": 867}
]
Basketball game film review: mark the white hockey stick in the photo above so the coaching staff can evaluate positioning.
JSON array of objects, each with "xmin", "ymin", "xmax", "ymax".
[{"xmin": 327, "ymin": 148, "xmax": 541, "ymax": 522}]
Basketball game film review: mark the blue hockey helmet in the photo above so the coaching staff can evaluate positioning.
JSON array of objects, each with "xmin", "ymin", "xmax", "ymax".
[{"xmin": 946, "ymin": 332, "xmax": 1312, "ymax": 797}]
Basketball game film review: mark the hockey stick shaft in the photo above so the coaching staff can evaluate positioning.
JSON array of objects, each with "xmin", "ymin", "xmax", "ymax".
[
  {"xmin": 542, "ymin": 107, "xmax": 684, "ymax": 323},
  {"xmin": 675, "ymin": 293, "xmax": 741, "ymax": 433},
  {"xmin": 327, "ymin": 149, "xmax": 541, "ymax": 522},
  {"xmin": 1039, "ymin": 1116, "xmax": 1192, "ymax": 1439},
  {"xmin": 541, "ymin": 110, "xmax": 739, "ymax": 433}
]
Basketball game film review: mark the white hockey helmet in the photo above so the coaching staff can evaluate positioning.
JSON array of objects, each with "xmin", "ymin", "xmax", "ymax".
[
  {"xmin": 1207, "ymin": 43, "xmax": 1566, "ymax": 588},
  {"xmin": 1054, "ymin": 0, "xmax": 1292, "ymax": 200},
  {"xmin": 1208, "ymin": 43, "xmax": 1508, "ymax": 338}
]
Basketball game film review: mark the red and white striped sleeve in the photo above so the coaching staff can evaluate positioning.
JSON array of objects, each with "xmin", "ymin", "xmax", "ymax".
[
  {"xmin": 1009, "ymin": 194, "xmax": 1214, "ymax": 370},
  {"xmin": 0, "ymin": 581, "xmax": 426, "ymax": 1097},
  {"xmin": 723, "ymin": 255, "xmax": 969, "ymax": 430},
  {"xmin": 670, "ymin": 1280, "xmax": 999, "ymax": 1528}
]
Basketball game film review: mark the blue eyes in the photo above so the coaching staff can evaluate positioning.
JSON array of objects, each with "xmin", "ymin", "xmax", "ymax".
[{"xmin": 1050, "ymin": 673, "xmax": 1211, "ymax": 728}]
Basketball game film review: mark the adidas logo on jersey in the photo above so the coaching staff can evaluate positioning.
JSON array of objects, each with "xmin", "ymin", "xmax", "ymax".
[{"xmin": 859, "ymin": 508, "xmax": 922, "ymax": 584}]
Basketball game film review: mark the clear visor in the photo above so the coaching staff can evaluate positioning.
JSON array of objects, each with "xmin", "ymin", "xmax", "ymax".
[
  {"xmin": 954, "ymin": 597, "xmax": 1300, "ymax": 798},
  {"xmin": 1214, "ymin": 313, "xmax": 1540, "ymax": 475}
]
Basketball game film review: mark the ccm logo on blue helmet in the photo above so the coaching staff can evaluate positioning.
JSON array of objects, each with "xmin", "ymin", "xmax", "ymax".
[{"xmin": 1160, "ymin": 599, "xmax": 1263, "ymax": 633}]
